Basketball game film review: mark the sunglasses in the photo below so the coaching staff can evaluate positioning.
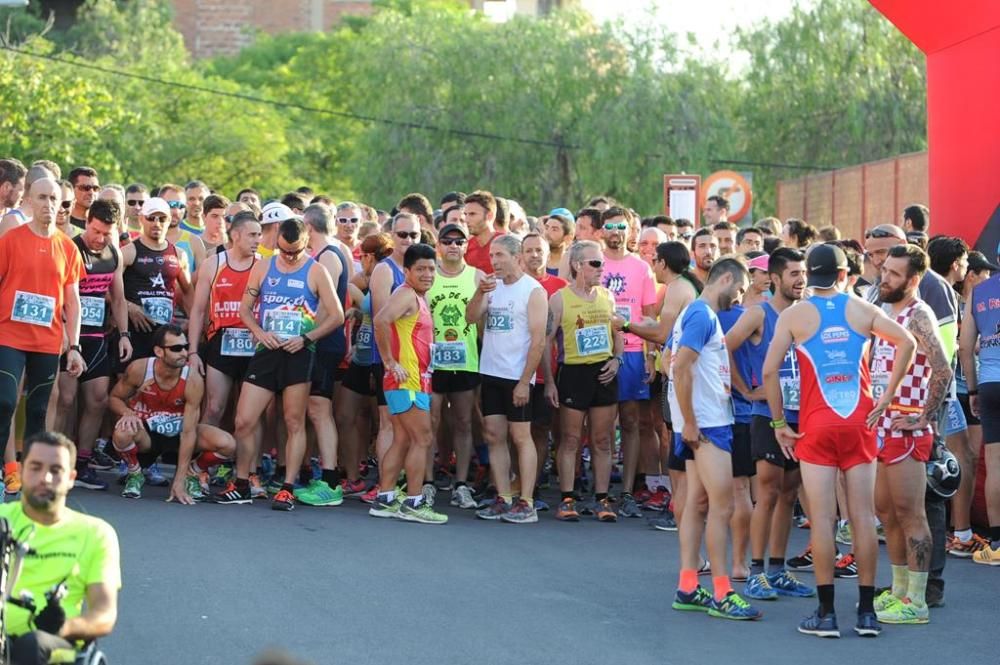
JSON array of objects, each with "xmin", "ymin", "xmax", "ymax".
[
  {"xmin": 145, "ymin": 215, "xmax": 167, "ymax": 223},
  {"xmin": 864, "ymin": 227, "xmax": 902, "ymax": 240},
  {"xmin": 127, "ymin": 199, "xmax": 145, "ymax": 207},
  {"xmin": 603, "ymin": 222, "xmax": 628, "ymax": 231},
  {"xmin": 161, "ymin": 343, "xmax": 189, "ymax": 352},
  {"xmin": 395, "ymin": 231, "xmax": 420, "ymax": 240},
  {"xmin": 167, "ymin": 201, "xmax": 186, "ymax": 209},
  {"xmin": 440, "ymin": 238, "xmax": 466, "ymax": 246},
  {"xmin": 60, "ymin": 200, "xmax": 73, "ymax": 210},
  {"xmin": 279, "ymin": 246, "xmax": 306, "ymax": 259},
  {"xmin": 75, "ymin": 184, "xmax": 100, "ymax": 192},
  {"xmin": 337, "ymin": 217, "xmax": 360, "ymax": 225},
  {"xmin": 583, "ymin": 259, "xmax": 604, "ymax": 269}
]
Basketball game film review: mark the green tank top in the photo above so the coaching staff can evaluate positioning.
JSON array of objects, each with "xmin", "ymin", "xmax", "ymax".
[{"xmin": 426, "ymin": 264, "xmax": 479, "ymax": 373}]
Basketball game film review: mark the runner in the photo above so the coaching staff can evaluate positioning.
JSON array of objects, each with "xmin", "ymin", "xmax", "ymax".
[
  {"xmin": 109, "ymin": 324, "xmax": 236, "ymax": 502},
  {"xmin": 0, "ymin": 164, "xmax": 54, "ymax": 233},
  {"xmin": 667, "ymin": 257, "xmax": 762, "ymax": 621},
  {"xmin": 159, "ymin": 183, "xmax": 206, "ymax": 277},
  {"xmin": 237, "ymin": 188, "xmax": 261, "ymax": 209},
  {"xmin": 702, "ymin": 195, "xmax": 729, "ymax": 227},
  {"xmin": 54, "ymin": 199, "xmax": 132, "ymax": 492},
  {"xmin": 124, "ymin": 183, "xmax": 148, "ymax": 233},
  {"xmin": 425, "ymin": 222, "xmax": 483, "ymax": 510},
  {"xmin": 545, "ymin": 240, "xmax": 623, "ymax": 523},
  {"xmin": 464, "ymin": 190, "xmax": 502, "ymax": 274},
  {"xmin": 764, "ymin": 243, "xmax": 915, "ymax": 638},
  {"xmin": 544, "ymin": 213, "xmax": 574, "ymax": 277},
  {"xmin": 216, "ymin": 217, "xmax": 344, "ymax": 510},
  {"xmin": 691, "ymin": 228, "xmax": 719, "ymax": 285},
  {"xmin": 638, "ymin": 226, "xmax": 667, "ymax": 269},
  {"xmin": 368, "ymin": 243, "xmax": 448, "ymax": 524},
  {"xmin": 121, "ymin": 197, "xmax": 191, "ymax": 360},
  {"xmin": 335, "ymin": 201, "xmax": 363, "ymax": 270},
  {"xmin": 467, "ymin": 234, "xmax": 547, "ymax": 523},
  {"xmin": 68, "ymin": 166, "xmax": 99, "ymax": 230},
  {"xmin": 737, "ymin": 227, "xmax": 764, "ymax": 254},
  {"xmin": 200, "ymin": 194, "xmax": 229, "ymax": 253},
  {"xmin": 556, "ymin": 207, "xmax": 601, "ymax": 280},
  {"xmin": 180, "ymin": 180, "xmax": 210, "ymax": 235},
  {"xmin": 0, "ymin": 158, "xmax": 26, "ymax": 217},
  {"xmin": 870, "ymin": 244, "xmax": 952, "ymax": 624},
  {"xmin": 725, "ymin": 248, "xmax": 815, "ymax": 601},
  {"xmin": 713, "ymin": 222, "xmax": 737, "ymax": 255}
]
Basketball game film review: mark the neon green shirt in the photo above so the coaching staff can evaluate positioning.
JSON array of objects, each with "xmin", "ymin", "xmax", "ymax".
[
  {"xmin": 0, "ymin": 502, "xmax": 121, "ymax": 637},
  {"xmin": 426, "ymin": 264, "xmax": 479, "ymax": 373}
]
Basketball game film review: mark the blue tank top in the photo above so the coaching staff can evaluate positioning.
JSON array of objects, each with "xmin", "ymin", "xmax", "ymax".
[
  {"xmin": 370, "ymin": 257, "xmax": 406, "ymax": 365},
  {"xmin": 314, "ymin": 245, "xmax": 349, "ymax": 356},
  {"xmin": 257, "ymin": 258, "xmax": 320, "ymax": 343},
  {"xmin": 799, "ymin": 292, "xmax": 870, "ymax": 420},
  {"xmin": 717, "ymin": 306, "xmax": 751, "ymax": 424},
  {"xmin": 750, "ymin": 302, "xmax": 800, "ymax": 423},
  {"xmin": 971, "ymin": 275, "xmax": 1000, "ymax": 385}
]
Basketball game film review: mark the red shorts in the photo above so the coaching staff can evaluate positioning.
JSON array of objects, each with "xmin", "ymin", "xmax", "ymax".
[
  {"xmin": 877, "ymin": 433, "xmax": 933, "ymax": 465},
  {"xmin": 796, "ymin": 425, "xmax": 877, "ymax": 471}
]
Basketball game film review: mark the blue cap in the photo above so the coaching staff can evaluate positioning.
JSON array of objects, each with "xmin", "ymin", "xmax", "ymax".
[{"xmin": 549, "ymin": 207, "xmax": 574, "ymax": 221}]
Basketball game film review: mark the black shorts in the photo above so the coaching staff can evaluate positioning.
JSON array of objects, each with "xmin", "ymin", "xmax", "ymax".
[
  {"xmin": 530, "ymin": 383, "xmax": 553, "ymax": 426},
  {"xmin": 244, "ymin": 347, "xmax": 314, "ymax": 393},
  {"xmin": 372, "ymin": 363, "xmax": 387, "ymax": 406},
  {"xmin": 60, "ymin": 336, "xmax": 110, "ymax": 383},
  {"xmin": 202, "ymin": 330, "xmax": 252, "ymax": 382},
  {"xmin": 751, "ymin": 415, "xmax": 799, "ymax": 470},
  {"xmin": 142, "ymin": 422, "xmax": 180, "ymax": 459},
  {"xmin": 649, "ymin": 372, "xmax": 663, "ymax": 399},
  {"xmin": 557, "ymin": 363, "xmax": 618, "ymax": 411},
  {"xmin": 666, "ymin": 440, "xmax": 686, "ymax": 472},
  {"xmin": 431, "ymin": 369, "xmax": 480, "ymax": 395},
  {"xmin": 661, "ymin": 376, "xmax": 672, "ymax": 427},
  {"xmin": 979, "ymin": 383, "xmax": 1000, "ymax": 444},
  {"xmin": 342, "ymin": 362, "xmax": 375, "ymax": 397},
  {"xmin": 958, "ymin": 392, "xmax": 981, "ymax": 426},
  {"xmin": 310, "ymin": 350, "xmax": 345, "ymax": 399},
  {"xmin": 127, "ymin": 327, "xmax": 156, "ymax": 362},
  {"xmin": 732, "ymin": 422, "xmax": 755, "ymax": 478},
  {"xmin": 480, "ymin": 374, "xmax": 531, "ymax": 422}
]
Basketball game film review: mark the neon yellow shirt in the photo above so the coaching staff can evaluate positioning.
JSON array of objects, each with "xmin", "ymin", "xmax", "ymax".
[{"xmin": 0, "ymin": 502, "xmax": 121, "ymax": 637}]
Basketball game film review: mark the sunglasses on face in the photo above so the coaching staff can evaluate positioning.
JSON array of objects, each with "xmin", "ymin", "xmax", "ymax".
[
  {"xmin": 337, "ymin": 217, "xmax": 360, "ymax": 225},
  {"xmin": 167, "ymin": 201, "xmax": 186, "ymax": 209},
  {"xmin": 584, "ymin": 259, "xmax": 604, "ymax": 269},
  {"xmin": 75, "ymin": 184, "xmax": 100, "ymax": 192},
  {"xmin": 395, "ymin": 231, "xmax": 420, "ymax": 240},
  {"xmin": 127, "ymin": 199, "xmax": 145, "ymax": 207},
  {"xmin": 279, "ymin": 246, "xmax": 306, "ymax": 259},
  {"xmin": 60, "ymin": 200, "xmax": 72, "ymax": 210},
  {"xmin": 145, "ymin": 215, "xmax": 167, "ymax": 223},
  {"xmin": 440, "ymin": 237, "xmax": 466, "ymax": 246},
  {"xmin": 603, "ymin": 222, "xmax": 628, "ymax": 231},
  {"xmin": 161, "ymin": 343, "xmax": 189, "ymax": 352}
]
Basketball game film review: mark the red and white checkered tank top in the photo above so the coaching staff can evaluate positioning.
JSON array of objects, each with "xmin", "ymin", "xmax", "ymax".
[{"xmin": 871, "ymin": 298, "xmax": 935, "ymax": 438}]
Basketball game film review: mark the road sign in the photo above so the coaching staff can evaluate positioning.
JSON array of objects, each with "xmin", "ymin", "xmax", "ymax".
[
  {"xmin": 703, "ymin": 170, "xmax": 753, "ymax": 222},
  {"xmin": 663, "ymin": 174, "xmax": 701, "ymax": 223}
]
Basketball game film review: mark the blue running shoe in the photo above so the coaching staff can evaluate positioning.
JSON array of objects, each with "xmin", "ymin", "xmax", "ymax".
[
  {"xmin": 767, "ymin": 570, "xmax": 816, "ymax": 598},
  {"xmin": 309, "ymin": 456, "xmax": 322, "ymax": 481},
  {"xmin": 116, "ymin": 459, "xmax": 128, "ymax": 486},
  {"xmin": 854, "ymin": 611, "xmax": 881, "ymax": 637},
  {"xmin": 672, "ymin": 586, "xmax": 715, "ymax": 613},
  {"xmin": 260, "ymin": 454, "xmax": 275, "ymax": 482},
  {"xmin": 708, "ymin": 592, "xmax": 763, "ymax": 621},
  {"xmin": 798, "ymin": 610, "xmax": 840, "ymax": 638},
  {"xmin": 533, "ymin": 498, "xmax": 550, "ymax": 511},
  {"xmin": 744, "ymin": 573, "xmax": 778, "ymax": 600},
  {"xmin": 144, "ymin": 462, "xmax": 170, "ymax": 487}
]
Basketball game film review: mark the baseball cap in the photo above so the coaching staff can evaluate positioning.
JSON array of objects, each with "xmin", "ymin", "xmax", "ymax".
[
  {"xmin": 549, "ymin": 207, "xmax": 574, "ymax": 222},
  {"xmin": 141, "ymin": 197, "xmax": 170, "ymax": 218},
  {"xmin": 261, "ymin": 201, "xmax": 300, "ymax": 225},
  {"xmin": 806, "ymin": 243, "xmax": 848, "ymax": 289},
  {"xmin": 747, "ymin": 254, "xmax": 770, "ymax": 272},
  {"xmin": 969, "ymin": 250, "xmax": 1000, "ymax": 274},
  {"xmin": 438, "ymin": 222, "xmax": 469, "ymax": 239}
]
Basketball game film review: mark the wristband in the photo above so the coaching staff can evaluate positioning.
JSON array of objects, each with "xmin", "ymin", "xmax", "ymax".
[
  {"xmin": 119, "ymin": 330, "xmax": 131, "ymax": 339},
  {"xmin": 301, "ymin": 334, "xmax": 312, "ymax": 345},
  {"xmin": 69, "ymin": 344, "xmax": 82, "ymax": 353},
  {"xmin": 769, "ymin": 418, "xmax": 787, "ymax": 429},
  {"xmin": 967, "ymin": 389, "xmax": 978, "ymax": 396},
  {"xmin": 622, "ymin": 320, "xmax": 631, "ymax": 333}
]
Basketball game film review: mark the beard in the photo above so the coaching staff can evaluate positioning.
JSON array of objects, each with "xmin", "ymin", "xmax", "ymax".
[
  {"xmin": 24, "ymin": 488, "xmax": 57, "ymax": 511},
  {"xmin": 879, "ymin": 282, "xmax": 907, "ymax": 303}
]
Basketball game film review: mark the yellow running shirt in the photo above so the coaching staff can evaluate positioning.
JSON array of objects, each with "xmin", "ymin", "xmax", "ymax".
[{"xmin": 559, "ymin": 285, "xmax": 615, "ymax": 365}]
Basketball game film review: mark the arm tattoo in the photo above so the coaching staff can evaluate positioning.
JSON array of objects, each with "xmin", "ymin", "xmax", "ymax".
[
  {"xmin": 909, "ymin": 308, "xmax": 950, "ymax": 419},
  {"xmin": 246, "ymin": 287, "xmax": 260, "ymax": 297},
  {"xmin": 546, "ymin": 308, "xmax": 555, "ymax": 337}
]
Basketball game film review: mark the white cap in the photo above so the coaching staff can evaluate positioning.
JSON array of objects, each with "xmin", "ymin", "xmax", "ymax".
[
  {"xmin": 141, "ymin": 197, "xmax": 170, "ymax": 218},
  {"xmin": 261, "ymin": 201, "xmax": 300, "ymax": 225}
]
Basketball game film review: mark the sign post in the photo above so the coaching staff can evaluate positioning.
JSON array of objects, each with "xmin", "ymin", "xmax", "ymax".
[{"xmin": 663, "ymin": 174, "xmax": 701, "ymax": 224}]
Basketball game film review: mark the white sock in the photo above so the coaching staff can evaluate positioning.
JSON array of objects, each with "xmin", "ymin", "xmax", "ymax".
[
  {"xmin": 406, "ymin": 494, "xmax": 423, "ymax": 507},
  {"xmin": 378, "ymin": 489, "xmax": 395, "ymax": 503},
  {"xmin": 954, "ymin": 528, "xmax": 973, "ymax": 543}
]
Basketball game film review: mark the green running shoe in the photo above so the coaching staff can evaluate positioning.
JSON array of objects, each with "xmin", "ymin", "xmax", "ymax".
[
  {"xmin": 672, "ymin": 585, "xmax": 715, "ymax": 612},
  {"xmin": 875, "ymin": 596, "xmax": 929, "ymax": 624},
  {"xmin": 294, "ymin": 479, "xmax": 344, "ymax": 506},
  {"xmin": 369, "ymin": 493, "xmax": 403, "ymax": 518},
  {"xmin": 398, "ymin": 500, "xmax": 448, "ymax": 524},
  {"xmin": 122, "ymin": 471, "xmax": 144, "ymax": 499},
  {"xmin": 184, "ymin": 475, "xmax": 206, "ymax": 502},
  {"xmin": 873, "ymin": 589, "xmax": 897, "ymax": 613}
]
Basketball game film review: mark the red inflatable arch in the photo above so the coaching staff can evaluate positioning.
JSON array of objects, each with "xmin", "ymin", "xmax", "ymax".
[{"xmin": 869, "ymin": 0, "xmax": 1000, "ymax": 254}]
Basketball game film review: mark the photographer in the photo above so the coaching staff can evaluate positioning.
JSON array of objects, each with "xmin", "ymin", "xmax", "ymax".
[{"xmin": 0, "ymin": 432, "xmax": 120, "ymax": 664}]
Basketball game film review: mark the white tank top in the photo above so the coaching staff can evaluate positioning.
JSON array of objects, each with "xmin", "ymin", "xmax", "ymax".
[{"xmin": 480, "ymin": 274, "xmax": 543, "ymax": 382}]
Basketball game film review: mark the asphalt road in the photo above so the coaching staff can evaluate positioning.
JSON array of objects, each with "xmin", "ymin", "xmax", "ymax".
[{"xmin": 61, "ymin": 481, "xmax": 999, "ymax": 665}]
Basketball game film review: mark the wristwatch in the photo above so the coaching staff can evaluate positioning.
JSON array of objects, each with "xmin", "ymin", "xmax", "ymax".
[
  {"xmin": 622, "ymin": 320, "xmax": 631, "ymax": 333},
  {"xmin": 119, "ymin": 331, "xmax": 131, "ymax": 339},
  {"xmin": 69, "ymin": 344, "xmax": 82, "ymax": 353},
  {"xmin": 301, "ymin": 333, "xmax": 312, "ymax": 345}
]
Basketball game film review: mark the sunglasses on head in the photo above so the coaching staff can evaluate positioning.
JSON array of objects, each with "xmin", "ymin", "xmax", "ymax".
[
  {"xmin": 75, "ymin": 184, "xmax": 99, "ymax": 192},
  {"xmin": 584, "ymin": 259, "xmax": 604, "ymax": 269},
  {"xmin": 865, "ymin": 227, "xmax": 901, "ymax": 240},
  {"xmin": 127, "ymin": 199, "xmax": 145, "ymax": 207},
  {"xmin": 337, "ymin": 217, "xmax": 360, "ymax": 225},
  {"xmin": 395, "ymin": 231, "xmax": 420, "ymax": 240},
  {"xmin": 60, "ymin": 200, "xmax": 72, "ymax": 210},
  {"xmin": 161, "ymin": 343, "xmax": 189, "ymax": 352},
  {"xmin": 167, "ymin": 201, "xmax": 186, "ymax": 209},
  {"xmin": 603, "ymin": 222, "xmax": 628, "ymax": 231},
  {"xmin": 440, "ymin": 237, "xmax": 466, "ymax": 246}
]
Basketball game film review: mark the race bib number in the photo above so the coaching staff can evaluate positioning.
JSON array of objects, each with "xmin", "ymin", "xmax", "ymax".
[
  {"xmin": 575, "ymin": 325, "xmax": 610, "ymax": 356},
  {"xmin": 432, "ymin": 341, "xmax": 467, "ymax": 370},
  {"xmin": 615, "ymin": 305, "xmax": 632, "ymax": 323},
  {"xmin": 871, "ymin": 371, "xmax": 890, "ymax": 402},
  {"xmin": 355, "ymin": 324, "xmax": 372, "ymax": 348},
  {"xmin": 80, "ymin": 296, "xmax": 106, "ymax": 328},
  {"xmin": 263, "ymin": 309, "xmax": 303, "ymax": 339},
  {"xmin": 11, "ymin": 291, "xmax": 55, "ymax": 327},
  {"xmin": 142, "ymin": 297, "xmax": 173, "ymax": 325},
  {"xmin": 147, "ymin": 413, "xmax": 182, "ymax": 437},
  {"xmin": 487, "ymin": 309, "xmax": 513, "ymax": 332},
  {"xmin": 780, "ymin": 376, "xmax": 800, "ymax": 411},
  {"xmin": 220, "ymin": 328, "xmax": 254, "ymax": 357}
]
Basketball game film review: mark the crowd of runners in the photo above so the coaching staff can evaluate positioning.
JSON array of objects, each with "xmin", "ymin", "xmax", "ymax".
[{"xmin": 0, "ymin": 156, "xmax": 998, "ymax": 638}]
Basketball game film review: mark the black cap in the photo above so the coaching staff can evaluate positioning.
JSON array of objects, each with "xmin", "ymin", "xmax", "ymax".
[
  {"xmin": 438, "ymin": 222, "xmax": 469, "ymax": 239},
  {"xmin": 968, "ymin": 250, "xmax": 1000, "ymax": 274},
  {"xmin": 807, "ymin": 243, "xmax": 848, "ymax": 289}
]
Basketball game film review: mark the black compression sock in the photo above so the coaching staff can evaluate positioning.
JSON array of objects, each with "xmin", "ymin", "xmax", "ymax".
[
  {"xmin": 990, "ymin": 526, "xmax": 1000, "ymax": 546},
  {"xmin": 322, "ymin": 468, "xmax": 341, "ymax": 488},
  {"xmin": 561, "ymin": 491, "xmax": 575, "ymax": 501},
  {"xmin": 596, "ymin": 492, "xmax": 608, "ymax": 502},
  {"xmin": 768, "ymin": 557, "xmax": 785, "ymax": 574},
  {"xmin": 282, "ymin": 483, "xmax": 295, "ymax": 494},
  {"xmin": 817, "ymin": 584, "xmax": 835, "ymax": 616},
  {"xmin": 858, "ymin": 585, "xmax": 875, "ymax": 614}
]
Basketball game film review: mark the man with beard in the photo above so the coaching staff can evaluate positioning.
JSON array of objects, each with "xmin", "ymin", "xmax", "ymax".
[
  {"xmin": 691, "ymin": 228, "xmax": 719, "ymax": 285},
  {"xmin": 0, "ymin": 431, "xmax": 120, "ymax": 665},
  {"xmin": 544, "ymin": 213, "xmax": 574, "ymax": 276},
  {"xmin": 0, "ymin": 158, "xmax": 26, "ymax": 217}
]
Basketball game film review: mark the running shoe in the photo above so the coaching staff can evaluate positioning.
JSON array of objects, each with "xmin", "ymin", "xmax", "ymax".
[
  {"xmin": 793, "ymin": 513, "xmax": 810, "ymax": 529},
  {"xmin": 798, "ymin": 610, "xmax": 840, "ymax": 638},
  {"xmin": 500, "ymin": 498, "xmax": 538, "ymax": 524},
  {"xmin": 121, "ymin": 471, "xmax": 144, "ymax": 499},
  {"xmin": 360, "ymin": 486, "xmax": 379, "ymax": 504},
  {"xmin": 399, "ymin": 500, "xmax": 448, "ymax": 524},
  {"xmin": 184, "ymin": 475, "xmax": 206, "ymax": 502},
  {"xmin": 211, "ymin": 464, "xmax": 234, "ymax": 488},
  {"xmin": 260, "ymin": 453, "xmax": 275, "ymax": 482},
  {"xmin": 854, "ymin": 611, "xmax": 881, "ymax": 637},
  {"xmin": 786, "ymin": 545, "xmax": 814, "ymax": 571},
  {"xmin": 265, "ymin": 478, "xmax": 283, "ymax": 496},
  {"xmin": 450, "ymin": 485, "xmax": 477, "ymax": 509},
  {"xmin": 708, "ymin": 592, "xmax": 762, "ymax": 621},
  {"xmin": 697, "ymin": 560, "xmax": 711, "ymax": 576},
  {"xmin": 533, "ymin": 498, "xmax": 550, "ymax": 511},
  {"xmin": 144, "ymin": 462, "xmax": 170, "ymax": 487},
  {"xmin": 642, "ymin": 487, "xmax": 670, "ymax": 511},
  {"xmin": 421, "ymin": 482, "xmax": 437, "ymax": 507},
  {"xmin": 3, "ymin": 467, "xmax": 21, "ymax": 496},
  {"xmin": 743, "ymin": 573, "xmax": 778, "ymax": 601},
  {"xmin": 835, "ymin": 522, "xmax": 852, "ymax": 546},
  {"xmin": 294, "ymin": 480, "xmax": 344, "ymax": 506},
  {"xmin": 89, "ymin": 443, "xmax": 117, "ymax": 471},
  {"xmin": 556, "ymin": 497, "xmax": 580, "ymax": 522},
  {"xmin": 340, "ymin": 478, "xmax": 368, "ymax": 497},
  {"xmin": 873, "ymin": 589, "xmax": 897, "ymax": 613},
  {"xmin": 476, "ymin": 497, "xmax": 509, "ymax": 521},
  {"xmin": 595, "ymin": 497, "xmax": 618, "ymax": 522},
  {"xmin": 577, "ymin": 498, "xmax": 595, "ymax": 516},
  {"xmin": 633, "ymin": 487, "xmax": 653, "ymax": 504},
  {"xmin": 74, "ymin": 467, "xmax": 108, "ymax": 491},
  {"xmin": 248, "ymin": 473, "xmax": 267, "ymax": 499},
  {"xmin": 213, "ymin": 482, "xmax": 252, "ymax": 505},
  {"xmin": 649, "ymin": 511, "xmax": 678, "ymax": 531},
  {"xmin": 271, "ymin": 488, "xmax": 296, "ymax": 511},
  {"xmin": 972, "ymin": 544, "xmax": 1000, "ymax": 566},
  {"xmin": 434, "ymin": 467, "xmax": 453, "ymax": 490},
  {"xmin": 949, "ymin": 533, "xmax": 990, "ymax": 558},
  {"xmin": 834, "ymin": 552, "xmax": 858, "ymax": 578},
  {"xmin": 766, "ymin": 570, "xmax": 816, "ymax": 598},
  {"xmin": 116, "ymin": 460, "xmax": 128, "ymax": 485},
  {"xmin": 368, "ymin": 494, "xmax": 402, "ymax": 518},
  {"xmin": 617, "ymin": 493, "xmax": 643, "ymax": 519},
  {"xmin": 309, "ymin": 457, "xmax": 322, "ymax": 481},
  {"xmin": 672, "ymin": 585, "xmax": 715, "ymax": 612},
  {"xmin": 876, "ymin": 522, "xmax": 886, "ymax": 543}
]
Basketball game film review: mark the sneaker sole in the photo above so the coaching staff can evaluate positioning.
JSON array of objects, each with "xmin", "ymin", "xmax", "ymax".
[
  {"xmin": 270, "ymin": 503, "xmax": 295, "ymax": 511},
  {"xmin": 671, "ymin": 602, "xmax": 712, "ymax": 613},
  {"xmin": 74, "ymin": 481, "xmax": 108, "ymax": 491},
  {"xmin": 556, "ymin": 514, "xmax": 580, "ymax": 522},
  {"xmin": 121, "ymin": 493, "xmax": 142, "ymax": 499},
  {"xmin": 946, "ymin": 550, "xmax": 976, "ymax": 558},
  {"xmin": 500, "ymin": 515, "xmax": 539, "ymax": 524},
  {"xmin": 854, "ymin": 626, "xmax": 881, "ymax": 637},
  {"xmin": 215, "ymin": 498, "xmax": 253, "ymax": 505},
  {"xmin": 798, "ymin": 627, "xmax": 841, "ymax": 638},
  {"xmin": 744, "ymin": 591, "xmax": 779, "ymax": 601},
  {"xmin": 368, "ymin": 508, "xmax": 400, "ymax": 518},
  {"xmin": 787, "ymin": 563, "xmax": 814, "ymax": 571},
  {"xmin": 398, "ymin": 513, "xmax": 447, "ymax": 525},
  {"xmin": 875, "ymin": 616, "xmax": 929, "ymax": 624},
  {"xmin": 773, "ymin": 588, "xmax": 816, "ymax": 598},
  {"xmin": 708, "ymin": 609, "xmax": 763, "ymax": 621},
  {"xmin": 597, "ymin": 515, "xmax": 618, "ymax": 523},
  {"xmin": 972, "ymin": 558, "xmax": 1000, "ymax": 566}
]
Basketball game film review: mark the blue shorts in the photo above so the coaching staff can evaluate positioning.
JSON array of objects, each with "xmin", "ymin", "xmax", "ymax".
[
  {"xmin": 617, "ymin": 351, "xmax": 651, "ymax": 402},
  {"xmin": 673, "ymin": 425, "xmax": 734, "ymax": 462},
  {"xmin": 942, "ymin": 398, "xmax": 967, "ymax": 437},
  {"xmin": 385, "ymin": 389, "xmax": 431, "ymax": 416}
]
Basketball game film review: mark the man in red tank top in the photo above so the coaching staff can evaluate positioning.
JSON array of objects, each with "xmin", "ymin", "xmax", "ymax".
[{"xmin": 108, "ymin": 324, "xmax": 236, "ymax": 504}]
